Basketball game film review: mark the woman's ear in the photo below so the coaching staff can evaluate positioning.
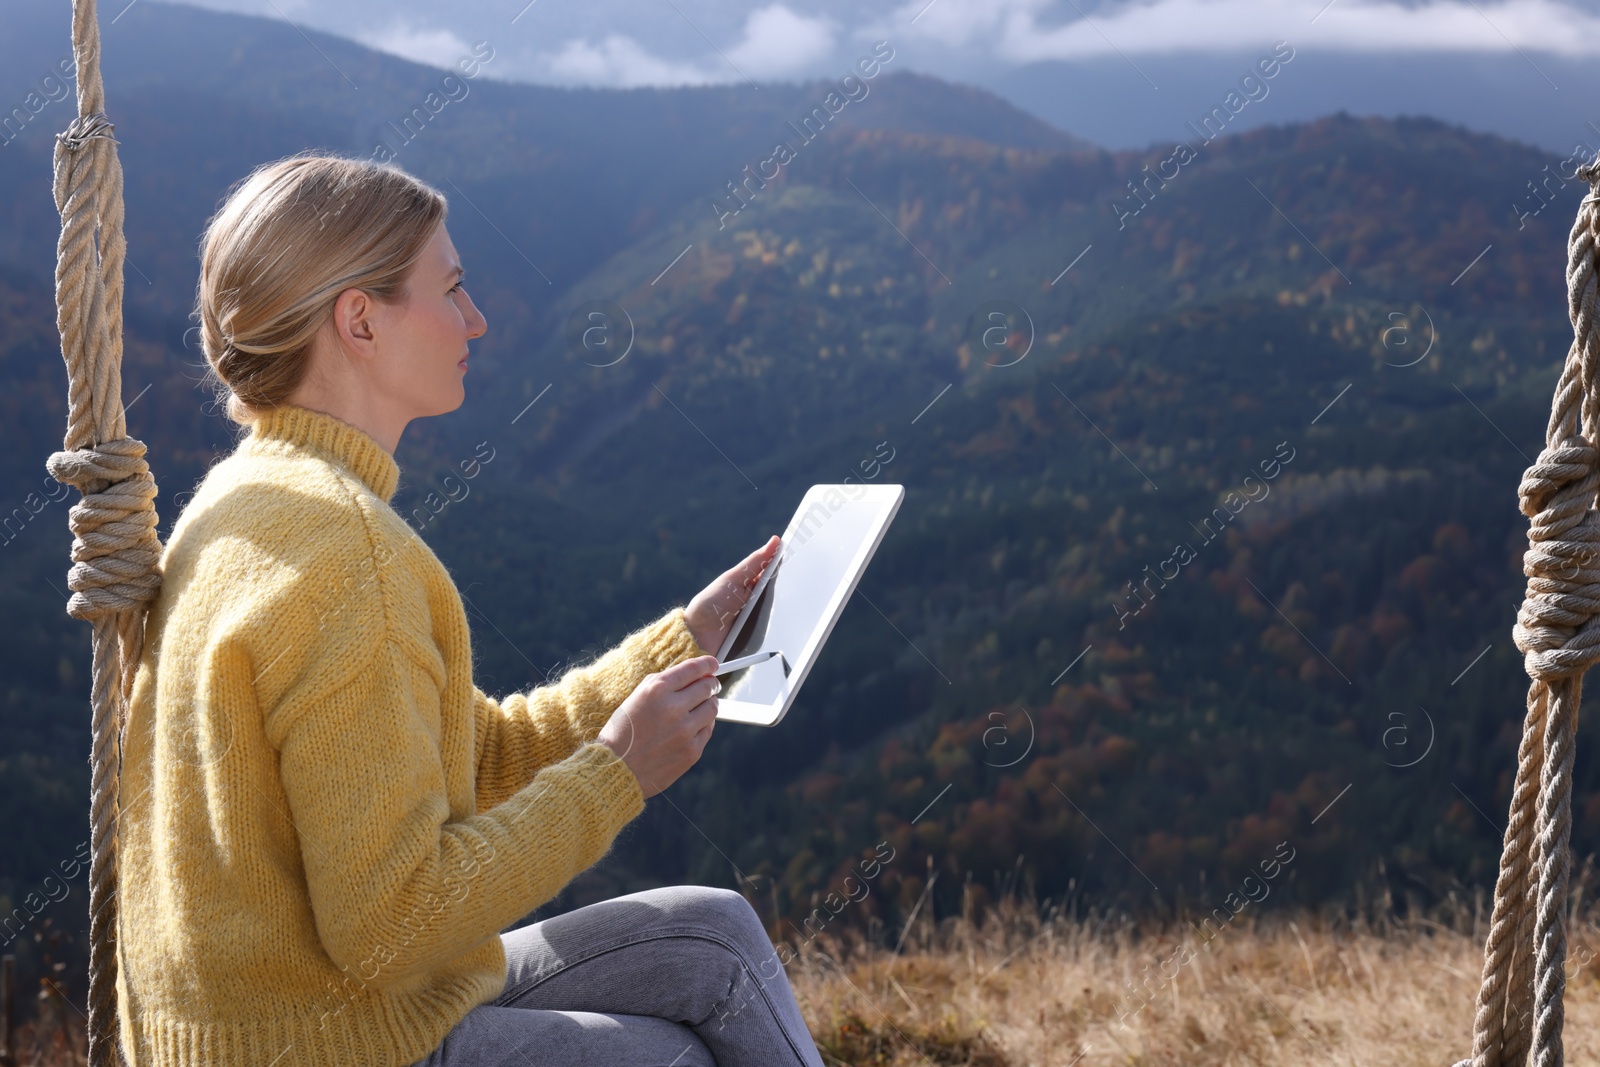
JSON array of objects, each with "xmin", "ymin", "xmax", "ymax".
[
  {"xmin": 319, "ymin": 288, "xmax": 386, "ymax": 387},
  {"xmin": 298, "ymin": 292, "xmax": 375, "ymax": 405},
  {"xmin": 332, "ymin": 287, "xmax": 377, "ymax": 348}
]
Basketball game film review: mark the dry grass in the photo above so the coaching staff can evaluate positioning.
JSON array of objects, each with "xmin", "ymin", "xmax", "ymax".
[
  {"xmin": 787, "ymin": 898, "xmax": 1600, "ymax": 1066},
  {"xmin": 15, "ymin": 902, "xmax": 1600, "ymax": 1066},
  {"xmin": 6, "ymin": 992, "xmax": 86, "ymax": 1067}
]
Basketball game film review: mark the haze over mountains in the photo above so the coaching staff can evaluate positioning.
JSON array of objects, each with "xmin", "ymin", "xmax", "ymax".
[
  {"xmin": 2, "ymin": 0, "xmax": 1597, "ymax": 967},
  {"xmin": 13, "ymin": 0, "xmax": 1600, "ymax": 154}
]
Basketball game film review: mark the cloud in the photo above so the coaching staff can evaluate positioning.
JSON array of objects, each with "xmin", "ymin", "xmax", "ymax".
[
  {"xmin": 726, "ymin": 5, "xmax": 838, "ymax": 77},
  {"xmin": 890, "ymin": 0, "xmax": 1026, "ymax": 49},
  {"xmin": 886, "ymin": 0, "xmax": 1600, "ymax": 58},
  {"xmin": 536, "ymin": 3, "xmax": 837, "ymax": 88},
  {"xmin": 544, "ymin": 34, "xmax": 722, "ymax": 87},
  {"xmin": 359, "ymin": 22, "xmax": 474, "ymax": 69}
]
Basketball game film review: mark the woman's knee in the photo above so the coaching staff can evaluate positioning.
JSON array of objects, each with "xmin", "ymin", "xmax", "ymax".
[
  {"xmin": 646, "ymin": 883, "xmax": 777, "ymax": 959},
  {"xmin": 650, "ymin": 886, "xmax": 771, "ymax": 949}
]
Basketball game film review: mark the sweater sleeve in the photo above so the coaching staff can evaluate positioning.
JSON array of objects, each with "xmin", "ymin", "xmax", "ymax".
[
  {"xmin": 275, "ymin": 634, "xmax": 646, "ymax": 987},
  {"xmin": 472, "ymin": 606, "xmax": 711, "ymax": 812}
]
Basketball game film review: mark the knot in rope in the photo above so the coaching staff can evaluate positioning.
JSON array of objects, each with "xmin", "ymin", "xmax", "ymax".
[
  {"xmin": 1579, "ymin": 157, "xmax": 1600, "ymax": 198},
  {"xmin": 1513, "ymin": 435, "xmax": 1600, "ymax": 682},
  {"xmin": 1519, "ymin": 437, "xmax": 1598, "ymax": 526},
  {"xmin": 45, "ymin": 435, "xmax": 161, "ymax": 623},
  {"xmin": 57, "ymin": 112, "xmax": 117, "ymax": 152}
]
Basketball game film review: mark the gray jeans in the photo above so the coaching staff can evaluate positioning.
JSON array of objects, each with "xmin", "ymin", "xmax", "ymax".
[{"xmin": 410, "ymin": 885, "xmax": 826, "ymax": 1067}]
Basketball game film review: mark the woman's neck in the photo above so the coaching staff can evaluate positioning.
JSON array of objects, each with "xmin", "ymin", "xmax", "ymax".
[{"xmin": 284, "ymin": 375, "xmax": 406, "ymax": 455}]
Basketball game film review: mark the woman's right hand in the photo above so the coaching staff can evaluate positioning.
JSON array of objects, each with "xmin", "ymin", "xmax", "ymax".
[{"xmin": 596, "ymin": 655, "xmax": 720, "ymax": 798}]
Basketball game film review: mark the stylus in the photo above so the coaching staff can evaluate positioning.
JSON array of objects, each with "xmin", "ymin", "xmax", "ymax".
[{"xmin": 714, "ymin": 650, "xmax": 785, "ymax": 676}]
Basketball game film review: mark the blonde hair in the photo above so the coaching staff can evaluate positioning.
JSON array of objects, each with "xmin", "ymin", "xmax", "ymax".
[{"xmin": 195, "ymin": 151, "xmax": 448, "ymax": 425}]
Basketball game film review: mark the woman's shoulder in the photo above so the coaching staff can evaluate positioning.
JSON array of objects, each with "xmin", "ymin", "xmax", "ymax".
[
  {"xmin": 160, "ymin": 445, "xmax": 437, "ymax": 642},
  {"xmin": 150, "ymin": 444, "xmax": 454, "ymax": 730},
  {"xmin": 169, "ymin": 446, "xmax": 403, "ymax": 565}
]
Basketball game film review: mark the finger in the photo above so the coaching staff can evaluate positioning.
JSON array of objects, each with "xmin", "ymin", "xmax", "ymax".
[
  {"xmin": 693, "ymin": 715, "xmax": 715, "ymax": 751},
  {"xmin": 657, "ymin": 654, "xmax": 720, "ymax": 691},
  {"xmin": 728, "ymin": 536, "xmax": 781, "ymax": 592},
  {"xmin": 747, "ymin": 535, "xmax": 781, "ymax": 584},
  {"xmin": 665, "ymin": 674, "xmax": 721, "ymax": 717},
  {"xmin": 685, "ymin": 698, "xmax": 718, "ymax": 737},
  {"xmin": 748, "ymin": 534, "xmax": 780, "ymax": 565}
]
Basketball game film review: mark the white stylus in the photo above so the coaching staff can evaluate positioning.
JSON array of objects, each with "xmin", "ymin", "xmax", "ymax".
[{"xmin": 714, "ymin": 650, "xmax": 786, "ymax": 676}]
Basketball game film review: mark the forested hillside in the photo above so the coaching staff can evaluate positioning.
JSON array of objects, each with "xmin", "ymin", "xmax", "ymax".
[{"xmin": 1, "ymin": 0, "xmax": 1592, "ymax": 989}]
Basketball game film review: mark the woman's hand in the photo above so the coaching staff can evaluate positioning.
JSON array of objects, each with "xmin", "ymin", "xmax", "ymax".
[
  {"xmin": 598, "ymin": 656, "xmax": 721, "ymax": 798},
  {"xmin": 684, "ymin": 535, "xmax": 781, "ymax": 654}
]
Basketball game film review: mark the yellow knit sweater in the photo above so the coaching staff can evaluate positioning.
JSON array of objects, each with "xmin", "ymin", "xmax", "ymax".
[{"xmin": 115, "ymin": 403, "xmax": 710, "ymax": 1067}]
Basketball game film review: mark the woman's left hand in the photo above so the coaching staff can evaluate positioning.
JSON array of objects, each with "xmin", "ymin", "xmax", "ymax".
[{"xmin": 685, "ymin": 535, "xmax": 782, "ymax": 654}]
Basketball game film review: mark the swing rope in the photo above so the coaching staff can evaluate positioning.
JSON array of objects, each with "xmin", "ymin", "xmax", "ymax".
[
  {"xmin": 47, "ymin": 0, "xmax": 163, "ymax": 1063},
  {"xmin": 1454, "ymin": 159, "xmax": 1600, "ymax": 1067}
]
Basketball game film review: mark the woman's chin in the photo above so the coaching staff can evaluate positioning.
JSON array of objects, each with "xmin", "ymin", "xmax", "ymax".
[{"xmin": 426, "ymin": 384, "xmax": 467, "ymax": 416}]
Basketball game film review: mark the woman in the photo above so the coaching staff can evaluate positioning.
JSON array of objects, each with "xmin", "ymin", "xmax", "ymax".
[{"xmin": 115, "ymin": 152, "xmax": 823, "ymax": 1067}]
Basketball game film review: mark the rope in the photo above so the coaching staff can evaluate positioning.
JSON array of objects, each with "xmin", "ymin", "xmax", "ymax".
[
  {"xmin": 47, "ymin": 2, "xmax": 163, "ymax": 1064},
  {"xmin": 1456, "ymin": 155, "xmax": 1600, "ymax": 1067}
]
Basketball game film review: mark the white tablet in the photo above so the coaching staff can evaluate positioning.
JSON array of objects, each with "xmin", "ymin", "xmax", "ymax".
[{"xmin": 714, "ymin": 483, "xmax": 904, "ymax": 726}]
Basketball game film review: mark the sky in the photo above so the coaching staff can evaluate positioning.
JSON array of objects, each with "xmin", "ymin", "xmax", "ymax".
[
  {"xmin": 84, "ymin": 0, "xmax": 1600, "ymax": 150},
  {"xmin": 165, "ymin": 0, "xmax": 1600, "ymax": 83}
]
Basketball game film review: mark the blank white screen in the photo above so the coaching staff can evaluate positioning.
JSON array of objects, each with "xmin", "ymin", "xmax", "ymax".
[{"xmin": 719, "ymin": 491, "xmax": 887, "ymax": 707}]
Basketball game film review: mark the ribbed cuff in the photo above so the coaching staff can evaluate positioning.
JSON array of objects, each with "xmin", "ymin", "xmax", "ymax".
[
  {"xmin": 636, "ymin": 607, "xmax": 714, "ymax": 670},
  {"xmin": 572, "ymin": 740, "xmax": 647, "ymax": 822}
]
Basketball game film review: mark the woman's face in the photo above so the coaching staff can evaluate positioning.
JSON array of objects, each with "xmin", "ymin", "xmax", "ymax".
[{"xmin": 376, "ymin": 222, "xmax": 487, "ymax": 419}]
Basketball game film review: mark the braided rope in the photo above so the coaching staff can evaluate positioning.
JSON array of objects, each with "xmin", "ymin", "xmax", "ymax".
[
  {"xmin": 47, "ymin": 2, "xmax": 163, "ymax": 1064},
  {"xmin": 1457, "ymin": 159, "xmax": 1600, "ymax": 1067},
  {"xmin": 1467, "ymin": 687, "xmax": 1543, "ymax": 1067}
]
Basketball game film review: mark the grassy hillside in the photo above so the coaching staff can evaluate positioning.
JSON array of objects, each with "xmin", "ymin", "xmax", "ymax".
[
  {"xmin": 786, "ymin": 897, "xmax": 1600, "ymax": 1066},
  {"xmin": 17, "ymin": 896, "xmax": 1600, "ymax": 1066}
]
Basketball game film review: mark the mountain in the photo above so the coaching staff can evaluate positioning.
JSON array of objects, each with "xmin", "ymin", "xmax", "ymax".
[
  {"xmin": 512, "ymin": 111, "xmax": 1581, "ymax": 923},
  {"xmin": 0, "ymin": 0, "xmax": 1592, "ymax": 981},
  {"xmin": 16, "ymin": 0, "xmax": 1600, "ymax": 157}
]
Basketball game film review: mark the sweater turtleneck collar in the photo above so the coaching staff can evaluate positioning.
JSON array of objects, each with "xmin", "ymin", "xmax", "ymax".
[{"xmin": 245, "ymin": 403, "xmax": 401, "ymax": 503}]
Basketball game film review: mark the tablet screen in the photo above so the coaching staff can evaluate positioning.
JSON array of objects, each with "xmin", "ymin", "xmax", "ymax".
[{"xmin": 719, "ymin": 490, "xmax": 891, "ymax": 706}]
